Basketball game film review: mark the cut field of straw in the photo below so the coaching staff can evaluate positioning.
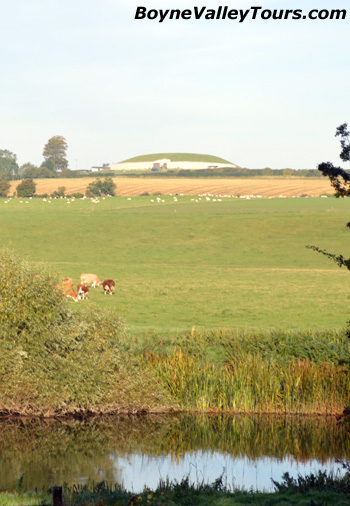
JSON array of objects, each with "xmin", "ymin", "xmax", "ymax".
[{"xmin": 9, "ymin": 177, "xmax": 333, "ymax": 197}]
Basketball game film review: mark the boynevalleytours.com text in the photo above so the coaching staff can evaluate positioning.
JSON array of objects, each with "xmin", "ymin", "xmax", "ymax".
[{"xmin": 134, "ymin": 6, "xmax": 347, "ymax": 22}]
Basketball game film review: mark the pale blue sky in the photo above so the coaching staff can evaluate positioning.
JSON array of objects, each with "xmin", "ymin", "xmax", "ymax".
[{"xmin": 1, "ymin": 0, "xmax": 349, "ymax": 169}]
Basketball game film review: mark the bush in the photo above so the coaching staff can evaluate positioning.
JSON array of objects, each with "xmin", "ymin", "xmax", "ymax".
[
  {"xmin": 0, "ymin": 249, "xmax": 172, "ymax": 415},
  {"xmin": 86, "ymin": 177, "xmax": 116, "ymax": 197},
  {"xmin": 0, "ymin": 179, "xmax": 11, "ymax": 197},
  {"xmin": 69, "ymin": 192, "xmax": 84, "ymax": 199},
  {"xmin": 50, "ymin": 186, "xmax": 66, "ymax": 198},
  {"xmin": 16, "ymin": 178, "xmax": 36, "ymax": 197}
]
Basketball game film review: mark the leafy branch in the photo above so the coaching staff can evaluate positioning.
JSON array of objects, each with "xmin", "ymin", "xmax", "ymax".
[
  {"xmin": 307, "ymin": 123, "xmax": 350, "ymax": 268},
  {"xmin": 306, "ymin": 245, "xmax": 350, "ymax": 270}
]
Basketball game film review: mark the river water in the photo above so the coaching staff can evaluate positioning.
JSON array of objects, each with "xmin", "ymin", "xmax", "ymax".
[{"xmin": 1, "ymin": 414, "xmax": 349, "ymax": 492}]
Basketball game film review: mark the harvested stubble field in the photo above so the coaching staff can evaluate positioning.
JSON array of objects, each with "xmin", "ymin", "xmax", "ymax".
[{"xmin": 9, "ymin": 176, "xmax": 334, "ymax": 197}]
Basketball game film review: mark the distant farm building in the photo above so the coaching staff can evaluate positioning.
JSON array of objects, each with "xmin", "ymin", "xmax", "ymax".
[{"xmin": 110, "ymin": 153, "xmax": 239, "ymax": 172}]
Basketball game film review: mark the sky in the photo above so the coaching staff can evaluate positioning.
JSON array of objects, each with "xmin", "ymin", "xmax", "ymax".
[{"xmin": 1, "ymin": 0, "xmax": 349, "ymax": 170}]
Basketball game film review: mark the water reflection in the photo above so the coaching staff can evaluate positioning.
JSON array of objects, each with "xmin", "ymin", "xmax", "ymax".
[{"xmin": 0, "ymin": 414, "xmax": 349, "ymax": 492}]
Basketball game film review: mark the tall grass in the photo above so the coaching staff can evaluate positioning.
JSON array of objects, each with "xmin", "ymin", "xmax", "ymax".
[{"xmin": 146, "ymin": 330, "xmax": 350, "ymax": 414}]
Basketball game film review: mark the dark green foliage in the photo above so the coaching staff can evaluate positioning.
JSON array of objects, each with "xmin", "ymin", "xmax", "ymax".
[
  {"xmin": 69, "ymin": 192, "xmax": 84, "ymax": 198},
  {"xmin": 117, "ymin": 167, "xmax": 323, "ymax": 178},
  {"xmin": 272, "ymin": 469, "xmax": 350, "ymax": 495},
  {"xmin": 308, "ymin": 124, "xmax": 350, "ymax": 271},
  {"xmin": 306, "ymin": 245, "xmax": 350, "ymax": 270},
  {"xmin": 86, "ymin": 177, "xmax": 116, "ymax": 197},
  {"xmin": 0, "ymin": 180, "xmax": 10, "ymax": 197},
  {"xmin": 316, "ymin": 123, "xmax": 350, "ymax": 197},
  {"xmin": 16, "ymin": 178, "xmax": 36, "ymax": 197}
]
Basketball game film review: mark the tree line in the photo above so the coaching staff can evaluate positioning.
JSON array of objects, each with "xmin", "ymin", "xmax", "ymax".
[
  {"xmin": 0, "ymin": 135, "xmax": 71, "ymax": 181},
  {"xmin": 0, "ymin": 134, "xmax": 337, "ymax": 184},
  {"xmin": 0, "ymin": 177, "xmax": 116, "ymax": 198}
]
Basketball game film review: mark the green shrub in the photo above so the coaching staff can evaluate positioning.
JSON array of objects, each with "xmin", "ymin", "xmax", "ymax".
[
  {"xmin": 16, "ymin": 179, "xmax": 36, "ymax": 197},
  {"xmin": 69, "ymin": 192, "xmax": 84, "ymax": 199},
  {"xmin": 86, "ymin": 177, "xmax": 116, "ymax": 197},
  {"xmin": 0, "ymin": 249, "xmax": 173, "ymax": 415},
  {"xmin": 50, "ymin": 186, "xmax": 66, "ymax": 198},
  {"xmin": 0, "ymin": 180, "xmax": 11, "ymax": 197}
]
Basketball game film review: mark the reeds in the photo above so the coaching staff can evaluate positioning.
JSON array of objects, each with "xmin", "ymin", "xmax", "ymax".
[{"xmin": 146, "ymin": 330, "xmax": 350, "ymax": 414}]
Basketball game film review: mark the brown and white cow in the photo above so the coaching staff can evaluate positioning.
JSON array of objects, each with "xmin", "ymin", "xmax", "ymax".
[
  {"xmin": 56, "ymin": 279, "xmax": 78, "ymax": 302},
  {"xmin": 80, "ymin": 273, "xmax": 101, "ymax": 287},
  {"xmin": 102, "ymin": 279, "xmax": 115, "ymax": 295},
  {"xmin": 77, "ymin": 284, "xmax": 89, "ymax": 300},
  {"xmin": 62, "ymin": 277, "xmax": 73, "ymax": 288},
  {"xmin": 66, "ymin": 289, "xmax": 78, "ymax": 302}
]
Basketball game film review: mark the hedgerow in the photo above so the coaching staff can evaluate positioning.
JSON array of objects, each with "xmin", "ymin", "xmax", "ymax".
[{"xmin": 0, "ymin": 249, "xmax": 173, "ymax": 416}]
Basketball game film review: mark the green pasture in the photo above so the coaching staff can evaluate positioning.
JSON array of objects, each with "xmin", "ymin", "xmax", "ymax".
[
  {"xmin": 1, "ymin": 195, "xmax": 350, "ymax": 336},
  {"xmin": 120, "ymin": 152, "xmax": 232, "ymax": 163}
]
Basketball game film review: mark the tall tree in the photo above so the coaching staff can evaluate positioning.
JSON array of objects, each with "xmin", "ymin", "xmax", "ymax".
[
  {"xmin": 43, "ymin": 136, "xmax": 68, "ymax": 171},
  {"xmin": 0, "ymin": 149, "xmax": 19, "ymax": 180},
  {"xmin": 307, "ymin": 123, "xmax": 350, "ymax": 269}
]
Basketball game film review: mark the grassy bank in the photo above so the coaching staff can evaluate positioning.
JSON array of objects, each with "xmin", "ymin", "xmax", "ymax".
[
  {"xmin": 143, "ymin": 329, "xmax": 350, "ymax": 414},
  {"xmin": 0, "ymin": 248, "xmax": 349, "ymax": 416},
  {"xmin": 2, "ymin": 471, "xmax": 350, "ymax": 505}
]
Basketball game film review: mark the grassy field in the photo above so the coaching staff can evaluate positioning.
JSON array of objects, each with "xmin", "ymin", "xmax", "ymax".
[
  {"xmin": 1, "ymin": 194, "xmax": 350, "ymax": 336},
  {"xmin": 8, "ymin": 176, "xmax": 334, "ymax": 198}
]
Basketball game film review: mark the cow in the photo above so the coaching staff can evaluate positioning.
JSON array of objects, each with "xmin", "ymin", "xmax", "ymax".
[
  {"xmin": 77, "ymin": 284, "xmax": 89, "ymax": 300},
  {"xmin": 80, "ymin": 273, "xmax": 101, "ymax": 287},
  {"xmin": 102, "ymin": 279, "xmax": 115, "ymax": 295},
  {"xmin": 66, "ymin": 288, "xmax": 78, "ymax": 302},
  {"xmin": 56, "ymin": 279, "xmax": 78, "ymax": 301},
  {"xmin": 62, "ymin": 277, "xmax": 73, "ymax": 288}
]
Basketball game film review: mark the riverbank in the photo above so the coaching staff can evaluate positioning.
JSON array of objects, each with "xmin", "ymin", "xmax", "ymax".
[
  {"xmin": 1, "ymin": 325, "xmax": 349, "ymax": 417},
  {"xmin": 1, "ymin": 248, "xmax": 350, "ymax": 417},
  {"xmin": 2, "ymin": 471, "xmax": 350, "ymax": 506}
]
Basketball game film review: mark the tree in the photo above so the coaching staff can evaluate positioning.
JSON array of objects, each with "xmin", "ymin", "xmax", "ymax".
[
  {"xmin": 307, "ymin": 123, "xmax": 350, "ymax": 269},
  {"xmin": 41, "ymin": 159, "xmax": 55, "ymax": 171},
  {"xmin": 0, "ymin": 149, "xmax": 19, "ymax": 180},
  {"xmin": 19, "ymin": 162, "xmax": 38, "ymax": 176},
  {"xmin": 86, "ymin": 177, "xmax": 116, "ymax": 197},
  {"xmin": 43, "ymin": 136, "xmax": 68, "ymax": 171},
  {"xmin": 22, "ymin": 165, "xmax": 57, "ymax": 179},
  {"xmin": 0, "ymin": 180, "xmax": 11, "ymax": 197},
  {"xmin": 16, "ymin": 179, "xmax": 36, "ymax": 198}
]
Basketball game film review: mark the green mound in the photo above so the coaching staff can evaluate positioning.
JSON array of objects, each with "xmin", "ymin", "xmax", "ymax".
[{"xmin": 120, "ymin": 153, "xmax": 232, "ymax": 164}]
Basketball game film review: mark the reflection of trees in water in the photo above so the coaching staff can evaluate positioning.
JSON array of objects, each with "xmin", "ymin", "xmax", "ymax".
[{"xmin": 0, "ymin": 414, "xmax": 349, "ymax": 490}]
